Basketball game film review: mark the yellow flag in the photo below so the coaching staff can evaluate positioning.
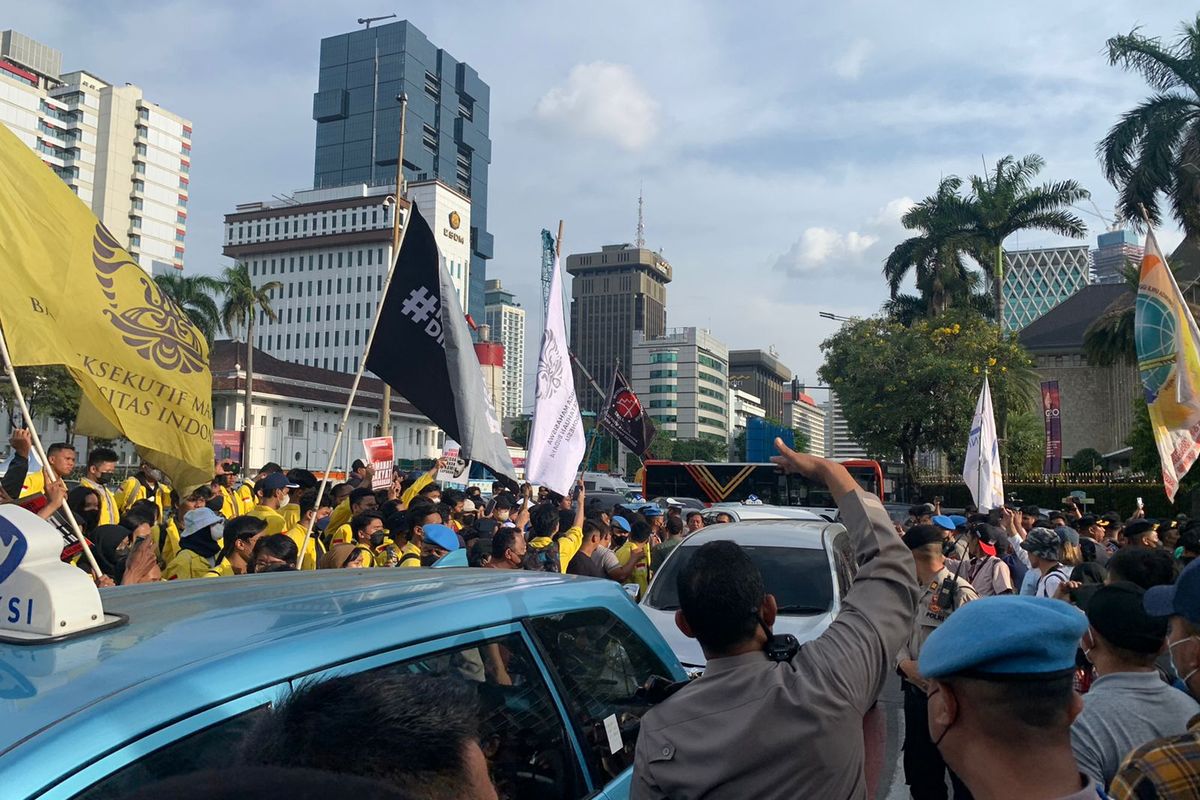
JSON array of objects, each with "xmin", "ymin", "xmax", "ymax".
[
  {"xmin": 1136, "ymin": 228, "xmax": 1200, "ymax": 501},
  {"xmin": 0, "ymin": 123, "xmax": 212, "ymax": 489}
]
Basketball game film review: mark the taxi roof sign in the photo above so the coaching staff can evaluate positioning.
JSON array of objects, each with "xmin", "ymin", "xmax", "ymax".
[{"xmin": 0, "ymin": 505, "xmax": 124, "ymax": 644}]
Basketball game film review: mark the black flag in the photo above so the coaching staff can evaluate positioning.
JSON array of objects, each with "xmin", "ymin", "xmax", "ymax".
[
  {"xmin": 366, "ymin": 203, "xmax": 515, "ymax": 481},
  {"xmin": 598, "ymin": 369, "xmax": 657, "ymax": 457}
]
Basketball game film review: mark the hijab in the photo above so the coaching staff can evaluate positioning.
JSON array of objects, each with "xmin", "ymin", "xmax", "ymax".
[{"xmin": 89, "ymin": 524, "xmax": 132, "ymax": 582}]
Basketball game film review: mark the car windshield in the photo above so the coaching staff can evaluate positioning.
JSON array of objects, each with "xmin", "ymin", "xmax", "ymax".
[{"xmin": 645, "ymin": 544, "xmax": 833, "ymax": 615}]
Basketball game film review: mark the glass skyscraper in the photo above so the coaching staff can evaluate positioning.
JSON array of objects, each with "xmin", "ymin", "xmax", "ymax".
[{"xmin": 311, "ymin": 20, "xmax": 492, "ymax": 323}]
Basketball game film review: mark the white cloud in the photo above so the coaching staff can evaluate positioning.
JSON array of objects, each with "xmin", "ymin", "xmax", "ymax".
[
  {"xmin": 832, "ymin": 38, "xmax": 871, "ymax": 80},
  {"xmin": 773, "ymin": 227, "xmax": 880, "ymax": 274},
  {"xmin": 534, "ymin": 62, "xmax": 660, "ymax": 151},
  {"xmin": 873, "ymin": 196, "xmax": 916, "ymax": 227}
]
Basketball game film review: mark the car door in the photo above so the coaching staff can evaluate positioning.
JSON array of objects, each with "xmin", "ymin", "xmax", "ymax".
[
  {"xmin": 296, "ymin": 621, "xmax": 593, "ymax": 799},
  {"xmin": 37, "ymin": 683, "xmax": 288, "ymax": 799},
  {"xmin": 525, "ymin": 608, "xmax": 681, "ymax": 800}
]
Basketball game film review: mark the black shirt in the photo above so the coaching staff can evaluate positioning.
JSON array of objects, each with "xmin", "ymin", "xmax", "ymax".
[{"xmin": 567, "ymin": 549, "xmax": 606, "ymax": 578}]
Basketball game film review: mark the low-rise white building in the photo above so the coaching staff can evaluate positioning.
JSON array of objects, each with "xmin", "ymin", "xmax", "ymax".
[
  {"xmin": 632, "ymin": 327, "xmax": 729, "ymax": 443},
  {"xmin": 784, "ymin": 382, "xmax": 827, "ymax": 456}
]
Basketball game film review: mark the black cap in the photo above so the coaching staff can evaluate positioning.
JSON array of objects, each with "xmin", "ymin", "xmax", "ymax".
[
  {"xmin": 972, "ymin": 524, "xmax": 1003, "ymax": 546},
  {"xmin": 910, "ymin": 503, "xmax": 935, "ymax": 517},
  {"xmin": 1125, "ymin": 520, "xmax": 1156, "ymax": 539},
  {"xmin": 1075, "ymin": 514, "xmax": 1098, "ymax": 530},
  {"xmin": 351, "ymin": 459, "xmax": 366, "ymax": 471},
  {"xmin": 904, "ymin": 524, "xmax": 945, "ymax": 550},
  {"xmin": 1087, "ymin": 582, "xmax": 1169, "ymax": 654}
]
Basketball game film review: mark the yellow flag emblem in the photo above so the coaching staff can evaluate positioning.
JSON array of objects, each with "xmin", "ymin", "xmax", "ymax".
[{"xmin": 0, "ymin": 123, "xmax": 212, "ymax": 489}]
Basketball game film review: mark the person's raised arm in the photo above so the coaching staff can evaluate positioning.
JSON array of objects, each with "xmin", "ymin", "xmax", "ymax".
[
  {"xmin": 769, "ymin": 438, "xmax": 918, "ymax": 713},
  {"xmin": 2, "ymin": 428, "xmax": 31, "ymax": 500},
  {"xmin": 573, "ymin": 479, "xmax": 586, "ymax": 530},
  {"xmin": 513, "ymin": 483, "xmax": 534, "ymax": 532}
]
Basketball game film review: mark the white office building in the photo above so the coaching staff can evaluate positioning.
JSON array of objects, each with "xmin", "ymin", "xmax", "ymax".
[
  {"xmin": 632, "ymin": 327, "xmax": 729, "ymax": 443},
  {"xmin": 222, "ymin": 178, "xmax": 471, "ymax": 374},
  {"xmin": 784, "ymin": 382, "xmax": 827, "ymax": 456},
  {"xmin": 729, "ymin": 387, "xmax": 765, "ymax": 433},
  {"xmin": 823, "ymin": 392, "xmax": 867, "ymax": 459},
  {"xmin": 483, "ymin": 279, "xmax": 525, "ymax": 420},
  {"xmin": 0, "ymin": 30, "xmax": 192, "ymax": 273}
]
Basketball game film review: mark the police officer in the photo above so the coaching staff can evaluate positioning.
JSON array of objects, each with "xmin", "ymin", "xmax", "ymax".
[
  {"xmin": 920, "ymin": 596, "xmax": 1099, "ymax": 800},
  {"xmin": 898, "ymin": 524, "xmax": 978, "ymax": 800},
  {"xmin": 631, "ymin": 443, "xmax": 918, "ymax": 800}
]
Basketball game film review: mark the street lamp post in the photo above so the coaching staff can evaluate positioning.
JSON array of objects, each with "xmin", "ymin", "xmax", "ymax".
[
  {"xmin": 818, "ymin": 311, "xmax": 852, "ymax": 322},
  {"xmin": 301, "ymin": 405, "xmax": 315, "ymax": 469},
  {"xmin": 380, "ymin": 93, "xmax": 408, "ymax": 439}
]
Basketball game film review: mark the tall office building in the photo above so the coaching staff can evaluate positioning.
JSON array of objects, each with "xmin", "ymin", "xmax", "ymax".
[
  {"xmin": 631, "ymin": 327, "xmax": 729, "ymax": 443},
  {"xmin": 312, "ymin": 20, "xmax": 492, "ymax": 325},
  {"xmin": 1092, "ymin": 229, "xmax": 1143, "ymax": 284},
  {"xmin": 483, "ymin": 279, "xmax": 525, "ymax": 420},
  {"xmin": 222, "ymin": 178, "xmax": 472, "ymax": 373},
  {"xmin": 566, "ymin": 243, "xmax": 672, "ymax": 413},
  {"xmin": 0, "ymin": 30, "xmax": 192, "ymax": 272},
  {"xmin": 728, "ymin": 349, "xmax": 791, "ymax": 422},
  {"xmin": 823, "ymin": 393, "xmax": 867, "ymax": 459},
  {"xmin": 784, "ymin": 381, "xmax": 827, "ymax": 457},
  {"xmin": 1002, "ymin": 245, "xmax": 1092, "ymax": 331}
]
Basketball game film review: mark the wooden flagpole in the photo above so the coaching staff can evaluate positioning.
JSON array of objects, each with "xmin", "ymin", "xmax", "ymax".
[{"xmin": 0, "ymin": 322, "xmax": 102, "ymax": 579}]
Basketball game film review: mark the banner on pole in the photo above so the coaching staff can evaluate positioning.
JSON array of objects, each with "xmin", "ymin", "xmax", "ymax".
[
  {"xmin": 362, "ymin": 436, "xmax": 395, "ymax": 490},
  {"xmin": 1040, "ymin": 381, "xmax": 1062, "ymax": 474},
  {"xmin": 1135, "ymin": 229, "xmax": 1200, "ymax": 501},
  {"xmin": 213, "ymin": 430, "xmax": 243, "ymax": 464},
  {"xmin": 436, "ymin": 439, "xmax": 472, "ymax": 487},
  {"xmin": 962, "ymin": 376, "xmax": 1005, "ymax": 511},
  {"xmin": 599, "ymin": 368, "xmax": 657, "ymax": 458}
]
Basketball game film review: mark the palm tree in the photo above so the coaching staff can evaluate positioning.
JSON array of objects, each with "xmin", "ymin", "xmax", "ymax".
[
  {"xmin": 1099, "ymin": 16, "xmax": 1200, "ymax": 236},
  {"xmin": 220, "ymin": 262, "xmax": 281, "ymax": 453},
  {"xmin": 883, "ymin": 271, "xmax": 994, "ymax": 326},
  {"xmin": 153, "ymin": 272, "xmax": 224, "ymax": 343},
  {"xmin": 1083, "ymin": 261, "xmax": 1200, "ymax": 366},
  {"xmin": 883, "ymin": 176, "xmax": 987, "ymax": 319},
  {"xmin": 961, "ymin": 154, "xmax": 1090, "ymax": 330}
]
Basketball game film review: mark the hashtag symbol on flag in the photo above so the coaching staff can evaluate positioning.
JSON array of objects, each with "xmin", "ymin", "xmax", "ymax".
[{"xmin": 401, "ymin": 287, "xmax": 439, "ymax": 324}]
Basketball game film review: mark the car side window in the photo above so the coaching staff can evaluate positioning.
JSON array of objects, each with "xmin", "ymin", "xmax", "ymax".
[
  {"xmin": 832, "ymin": 531, "xmax": 856, "ymax": 600},
  {"xmin": 72, "ymin": 707, "xmax": 266, "ymax": 799},
  {"xmin": 527, "ymin": 609, "xmax": 675, "ymax": 787},
  {"xmin": 368, "ymin": 632, "xmax": 585, "ymax": 800}
]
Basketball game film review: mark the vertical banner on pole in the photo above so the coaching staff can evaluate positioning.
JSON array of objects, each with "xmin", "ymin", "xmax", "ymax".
[{"xmin": 1041, "ymin": 381, "xmax": 1062, "ymax": 475}]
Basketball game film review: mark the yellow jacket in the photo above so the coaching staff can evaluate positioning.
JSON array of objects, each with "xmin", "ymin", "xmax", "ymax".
[
  {"xmin": 247, "ymin": 505, "xmax": 287, "ymax": 536},
  {"xmin": 284, "ymin": 523, "xmax": 320, "ymax": 570},
  {"xmin": 280, "ymin": 503, "xmax": 301, "ymax": 530},
  {"xmin": 163, "ymin": 548, "xmax": 214, "ymax": 581},
  {"xmin": 79, "ymin": 477, "xmax": 119, "ymax": 526},
  {"xmin": 204, "ymin": 558, "xmax": 234, "ymax": 578},
  {"xmin": 329, "ymin": 523, "xmax": 353, "ymax": 545},
  {"xmin": 616, "ymin": 541, "xmax": 652, "ymax": 599},
  {"xmin": 117, "ymin": 476, "xmax": 173, "ymax": 520},
  {"xmin": 159, "ymin": 518, "xmax": 182, "ymax": 566},
  {"xmin": 396, "ymin": 541, "xmax": 421, "ymax": 568},
  {"xmin": 528, "ymin": 527, "xmax": 583, "ymax": 574},
  {"xmin": 325, "ymin": 499, "xmax": 352, "ymax": 538},
  {"xmin": 219, "ymin": 485, "xmax": 251, "ymax": 518},
  {"xmin": 401, "ymin": 473, "xmax": 434, "ymax": 506}
]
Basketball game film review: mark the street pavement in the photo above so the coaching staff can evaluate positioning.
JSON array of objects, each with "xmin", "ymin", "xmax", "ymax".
[{"xmin": 878, "ymin": 674, "xmax": 908, "ymax": 799}]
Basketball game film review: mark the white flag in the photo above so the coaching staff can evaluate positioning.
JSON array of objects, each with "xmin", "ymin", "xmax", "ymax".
[
  {"xmin": 962, "ymin": 376, "xmax": 1004, "ymax": 511},
  {"xmin": 526, "ymin": 253, "xmax": 585, "ymax": 495}
]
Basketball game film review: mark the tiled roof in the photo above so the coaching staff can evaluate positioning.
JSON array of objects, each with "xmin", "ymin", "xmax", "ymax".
[{"xmin": 1017, "ymin": 283, "xmax": 1130, "ymax": 353}]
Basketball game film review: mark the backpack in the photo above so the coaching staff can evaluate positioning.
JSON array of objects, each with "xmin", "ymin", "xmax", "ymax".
[
  {"xmin": 523, "ymin": 540, "xmax": 561, "ymax": 573},
  {"xmin": 1080, "ymin": 538, "xmax": 1099, "ymax": 564}
]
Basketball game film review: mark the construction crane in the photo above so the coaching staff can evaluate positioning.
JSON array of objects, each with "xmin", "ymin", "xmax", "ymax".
[{"xmin": 357, "ymin": 13, "xmax": 396, "ymax": 28}]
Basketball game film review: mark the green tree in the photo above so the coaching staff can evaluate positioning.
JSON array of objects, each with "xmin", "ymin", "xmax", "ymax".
[
  {"xmin": 1070, "ymin": 447, "xmax": 1105, "ymax": 472},
  {"xmin": 220, "ymin": 262, "xmax": 281, "ymax": 452},
  {"xmin": 509, "ymin": 416, "xmax": 531, "ymax": 448},
  {"xmin": 883, "ymin": 269, "xmax": 994, "ymax": 327},
  {"xmin": 0, "ymin": 365, "xmax": 82, "ymax": 439},
  {"xmin": 792, "ymin": 429, "xmax": 811, "ymax": 455},
  {"xmin": 153, "ymin": 272, "xmax": 224, "ymax": 343},
  {"xmin": 1003, "ymin": 409, "xmax": 1045, "ymax": 476},
  {"xmin": 818, "ymin": 310, "xmax": 1035, "ymax": 492},
  {"xmin": 673, "ymin": 438, "xmax": 728, "ymax": 462},
  {"xmin": 961, "ymin": 154, "xmax": 1090, "ymax": 329},
  {"xmin": 732, "ymin": 428, "xmax": 746, "ymax": 461},
  {"xmin": 1100, "ymin": 15, "xmax": 1200, "ymax": 235},
  {"xmin": 1083, "ymin": 258, "xmax": 1200, "ymax": 368},
  {"xmin": 883, "ymin": 176, "xmax": 992, "ymax": 321}
]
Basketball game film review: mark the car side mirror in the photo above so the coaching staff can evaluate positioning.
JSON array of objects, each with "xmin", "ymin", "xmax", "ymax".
[{"xmin": 622, "ymin": 583, "xmax": 639, "ymax": 599}]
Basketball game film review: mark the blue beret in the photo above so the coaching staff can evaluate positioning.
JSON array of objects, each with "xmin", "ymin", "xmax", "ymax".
[
  {"xmin": 610, "ymin": 516, "xmax": 632, "ymax": 533},
  {"xmin": 948, "ymin": 515, "xmax": 968, "ymax": 528},
  {"xmin": 931, "ymin": 515, "xmax": 956, "ymax": 530},
  {"xmin": 919, "ymin": 596, "xmax": 1087, "ymax": 679},
  {"xmin": 422, "ymin": 523, "xmax": 459, "ymax": 552}
]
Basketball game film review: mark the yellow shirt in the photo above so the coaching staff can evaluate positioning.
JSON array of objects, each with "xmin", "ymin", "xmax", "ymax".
[
  {"xmin": 281, "ymin": 503, "xmax": 301, "ymax": 530},
  {"xmin": 237, "ymin": 482, "xmax": 254, "ymax": 508},
  {"xmin": 616, "ymin": 541, "xmax": 652, "ymax": 599},
  {"xmin": 117, "ymin": 477, "xmax": 172, "ymax": 520},
  {"xmin": 19, "ymin": 468, "xmax": 47, "ymax": 498},
  {"xmin": 397, "ymin": 541, "xmax": 422, "ymax": 568},
  {"xmin": 79, "ymin": 477, "xmax": 119, "ymax": 526},
  {"xmin": 247, "ymin": 505, "xmax": 287, "ymax": 536},
  {"xmin": 528, "ymin": 527, "xmax": 582, "ymax": 574},
  {"xmin": 401, "ymin": 473, "xmax": 433, "ymax": 506},
  {"xmin": 204, "ymin": 558, "xmax": 234, "ymax": 578},
  {"xmin": 326, "ymin": 499, "xmax": 353, "ymax": 537},
  {"xmin": 329, "ymin": 523, "xmax": 353, "ymax": 545},
  {"xmin": 284, "ymin": 523, "xmax": 320, "ymax": 571},
  {"xmin": 159, "ymin": 518, "xmax": 182, "ymax": 567},
  {"xmin": 163, "ymin": 548, "xmax": 214, "ymax": 581},
  {"xmin": 219, "ymin": 485, "xmax": 250, "ymax": 518}
]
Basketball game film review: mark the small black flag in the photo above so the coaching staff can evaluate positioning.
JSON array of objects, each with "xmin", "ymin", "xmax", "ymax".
[
  {"xmin": 599, "ymin": 369, "xmax": 656, "ymax": 458},
  {"xmin": 366, "ymin": 203, "xmax": 515, "ymax": 481}
]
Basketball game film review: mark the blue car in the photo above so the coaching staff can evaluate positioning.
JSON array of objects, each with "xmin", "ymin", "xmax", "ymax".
[{"xmin": 0, "ymin": 569, "xmax": 687, "ymax": 799}]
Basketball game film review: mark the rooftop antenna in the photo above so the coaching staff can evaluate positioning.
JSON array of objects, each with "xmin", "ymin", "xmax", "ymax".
[
  {"xmin": 358, "ymin": 13, "xmax": 397, "ymax": 28},
  {"xmin": 635, "ymin": 183, "xmax": 645, "ymax": 249}
]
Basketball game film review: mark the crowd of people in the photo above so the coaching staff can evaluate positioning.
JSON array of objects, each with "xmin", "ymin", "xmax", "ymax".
[{"xmin": 13, "ymin": 427, "xmax": 1200, "ymax": 799}]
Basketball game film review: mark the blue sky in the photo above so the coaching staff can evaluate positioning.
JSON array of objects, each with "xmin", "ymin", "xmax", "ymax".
[{"xmin": 9, "ymin": 1, "xmax": 1192, "ymax": 404}]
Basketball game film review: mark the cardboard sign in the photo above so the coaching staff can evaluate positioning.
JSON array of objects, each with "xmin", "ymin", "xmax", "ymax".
[
  {"xmin": 436, "ymin": 439, "xmax": 471, "ymax": 487},
  {"xmin": 362, "ymin": 437, "xmax": 395, "ymax": 490}
]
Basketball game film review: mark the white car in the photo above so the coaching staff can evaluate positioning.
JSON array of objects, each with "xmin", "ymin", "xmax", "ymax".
[
  {"xmin": 702, "ymin": 504, "xmax": 828, "ymax": 523},
  {"xmin": 640, "ymin": 520, "xmax": 856, "ymax": 670}
]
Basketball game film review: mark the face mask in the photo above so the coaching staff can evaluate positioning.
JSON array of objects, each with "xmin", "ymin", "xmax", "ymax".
[
  {"xmin": 280, "ymin": 493, "xmax": 291, "ymax": 508},
  {"xmin": 96, "ymin": 472, "xmax": 114, "ymax": 486},
  {"xmin": 1169, "ymin": 636, "xmax": 1200, "ymax": 685},
  {"xmin": 210, "ymin": 522, "xmax": 225, "ymax": 542},
  {"xmin": 81, "ymin": 509, "xmax": 101, "ymax": 531}
]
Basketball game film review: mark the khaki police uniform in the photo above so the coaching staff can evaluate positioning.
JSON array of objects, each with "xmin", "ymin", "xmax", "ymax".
[
  {"xmin": 631, "ymin": 490, "xmax": 919, "ymax": 800},
  {"xmin": 901, "ymin": 566, "xmax": 977, "ymax": 800}
]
